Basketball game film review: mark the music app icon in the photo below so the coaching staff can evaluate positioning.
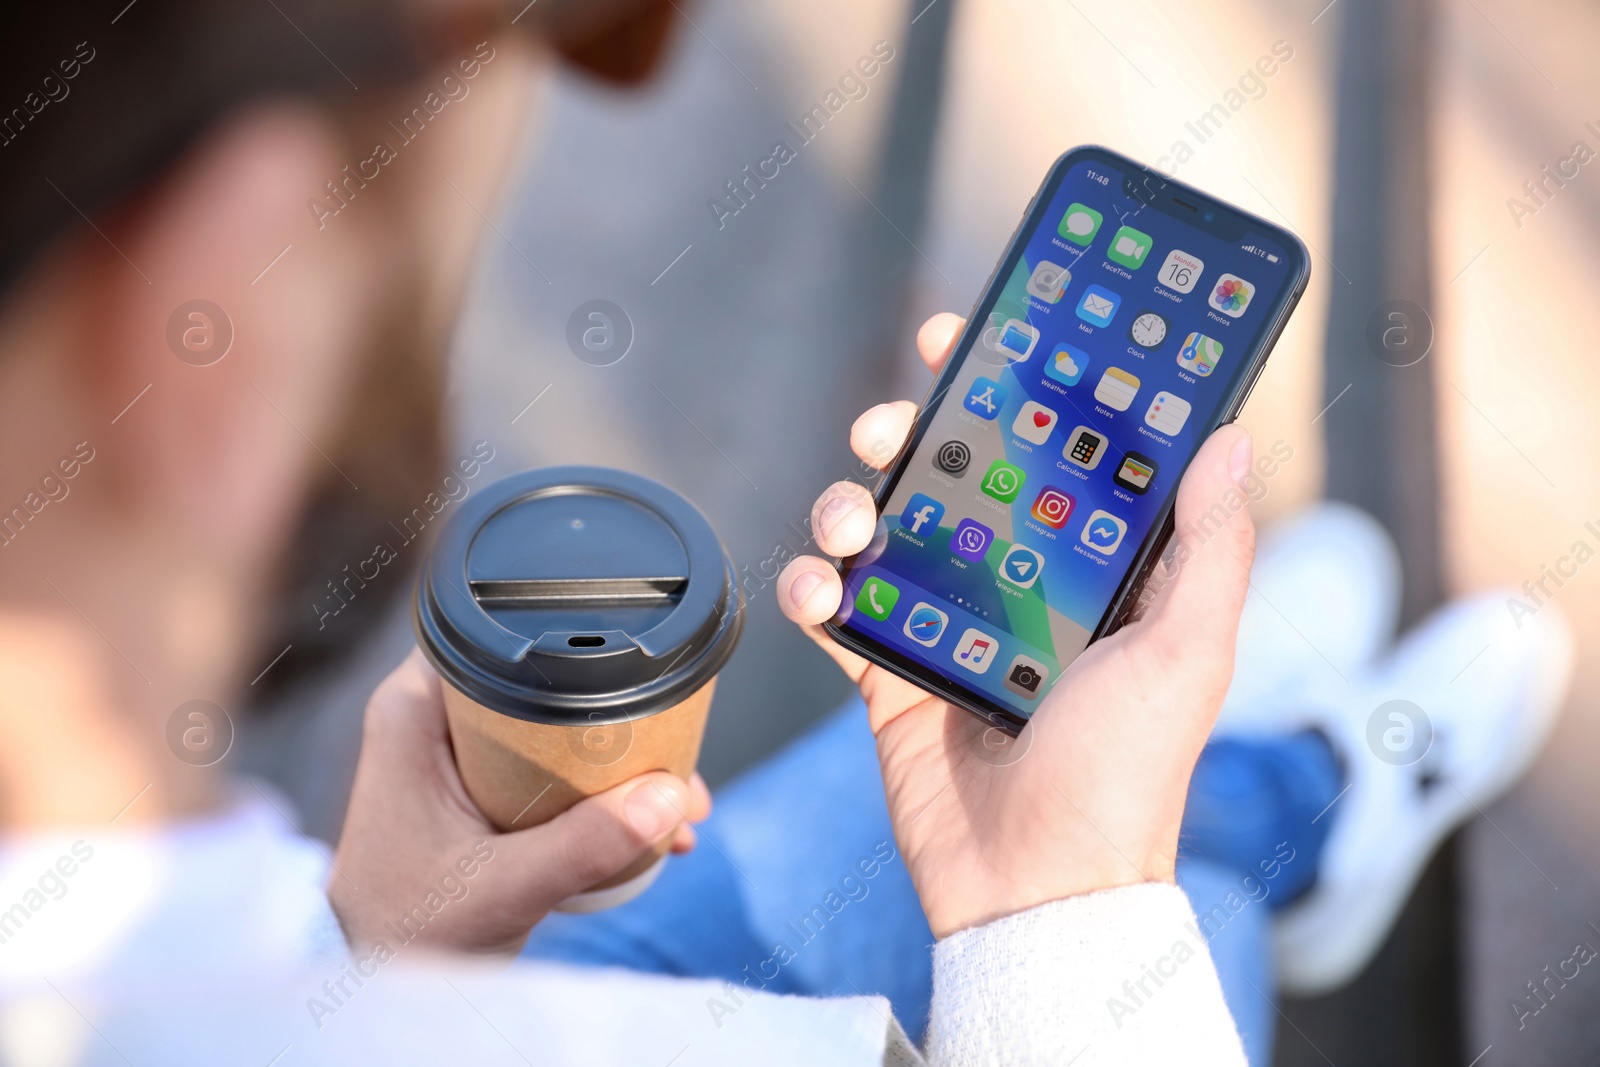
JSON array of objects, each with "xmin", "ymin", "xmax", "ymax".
[{"xmin": 952, "ymin": 628, "xmax": 999, "ymax": 675}]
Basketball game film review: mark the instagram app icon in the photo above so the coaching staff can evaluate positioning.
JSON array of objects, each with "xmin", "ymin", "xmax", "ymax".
[{"xmin": 1030, "ymin": 487, "xmax": 1076, "ymax": 529}]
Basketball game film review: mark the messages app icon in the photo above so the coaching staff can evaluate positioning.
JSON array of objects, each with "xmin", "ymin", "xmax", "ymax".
[{"xmin": 1058, "ymin": 202, "xmax": 1103, "ymax": 246}]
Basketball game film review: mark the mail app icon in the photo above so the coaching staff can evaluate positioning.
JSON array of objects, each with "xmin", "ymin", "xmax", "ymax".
[{"xmin": 1076, "ymin": 284, "xmax": 1122, "ymax": 328}]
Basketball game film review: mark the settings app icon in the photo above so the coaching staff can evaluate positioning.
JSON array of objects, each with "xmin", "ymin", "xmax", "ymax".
[{"xmin": 934, "ymin": 440, "xmax": 971, "ymax": 477}]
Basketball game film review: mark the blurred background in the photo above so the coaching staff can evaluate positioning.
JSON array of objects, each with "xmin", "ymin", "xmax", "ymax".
[{"xmin": 10, "ymin": 0, "xmax": 1595, "ymax": 1061}]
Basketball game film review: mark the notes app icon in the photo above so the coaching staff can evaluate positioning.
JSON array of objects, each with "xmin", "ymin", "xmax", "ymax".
[
  {"xmin": 953, "ymin": 628, "xmax": 998, "ymax": 675},
  {"xmin": 1094, "ymin": 367, "xmax": 1140, "ymax": 411}
]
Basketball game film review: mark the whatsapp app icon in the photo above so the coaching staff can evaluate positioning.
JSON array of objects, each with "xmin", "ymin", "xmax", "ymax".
[{"xmin": 980, "ymin": 460, "xmax": 1025, "ymax": 503}]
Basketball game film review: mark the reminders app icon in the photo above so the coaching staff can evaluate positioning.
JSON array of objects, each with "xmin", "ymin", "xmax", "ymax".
[{"xmin": 1144, "ymin": 391, "xmax": 1192, "ymax": 436}]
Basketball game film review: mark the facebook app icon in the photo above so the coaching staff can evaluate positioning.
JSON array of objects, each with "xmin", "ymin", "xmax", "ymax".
[{"xmin": 900, "ymin": 493, "xmax": 945, "ymax": 537}]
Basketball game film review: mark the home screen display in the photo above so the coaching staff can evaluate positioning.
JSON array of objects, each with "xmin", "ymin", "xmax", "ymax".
[{"xmin": 838, "ymin": 156, "xmax": 1299, "ymax": 719}]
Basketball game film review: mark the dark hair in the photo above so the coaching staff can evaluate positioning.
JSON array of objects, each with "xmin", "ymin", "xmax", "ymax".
[
  {"xmin": 0, "ymin": 0, "xmax": 677, "ymax": 294},
  {"xmin": 0, "ymin": 0, "xmax": 426, "ymax": 294}
]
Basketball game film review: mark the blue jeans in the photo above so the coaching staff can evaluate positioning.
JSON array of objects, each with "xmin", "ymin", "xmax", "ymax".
[{"xmin": 523, "ymin": 702, "xmax": 1341, "ymax": 1066}]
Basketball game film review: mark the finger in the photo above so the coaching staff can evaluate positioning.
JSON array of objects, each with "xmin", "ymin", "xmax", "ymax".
[
  {"xmin": 685, "ymin": 772, "xmax": 712, "ymax": 824},
  {"xmin": 917, "ymin": 313, "xmax": 966, "ymax": 374},
  {"xmin": 670, "ymin": 822, "xmax": 697, "ymax": 854},
  {"xmin": 778, "ymin": 555, "xmax": 845, "ymax": 626},
  {"xmin": 810, "ymin": 480, "xmax": 878, "ymax": 558},
  {"xmin": 495, "ymin": 771, "xmax": 691, "ymax": 903},
  {"xmin": 851, "ymin": 401, "xmax": 919, "ymax": 469},
  {"xmin": 1140, "ymin": 426, "xmax": 1257, "ymax": 665},
  {"xmin": 776, "ymin": 556, "xmax": 875, "ymax": 680}
]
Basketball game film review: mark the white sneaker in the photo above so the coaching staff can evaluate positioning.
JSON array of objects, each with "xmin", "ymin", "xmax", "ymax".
[
  {"xmin": 1272, "ymin": 592, "xmax": 1574, "ymax": 995},
  {"xmin": 1216, "ymin": 502, "xmax": 1402, "ymax": 734}
]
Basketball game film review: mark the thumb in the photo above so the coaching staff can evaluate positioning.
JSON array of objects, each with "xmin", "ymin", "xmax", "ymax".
[
  {"xmin": 491, "ymin": 772, "xmax": 690, "ymax": 908},
  {"xmin": 1141, "ymin": 425, "xmax": 1257, "ymax": 660}
]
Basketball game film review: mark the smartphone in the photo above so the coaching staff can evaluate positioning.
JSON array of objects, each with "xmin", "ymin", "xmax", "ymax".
[{"xmin": 824, "ymin": 145, "xmax": 1310, "ymax": 735}]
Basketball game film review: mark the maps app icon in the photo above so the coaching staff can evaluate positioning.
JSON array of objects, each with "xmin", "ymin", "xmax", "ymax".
[{"xmin": 1177, "ymin": 332, "xmax": 1223, "ymax": 377}]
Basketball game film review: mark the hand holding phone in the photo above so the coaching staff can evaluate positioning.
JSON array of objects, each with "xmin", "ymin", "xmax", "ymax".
[
  {"xmin": 826, "ymin": 148, "xmax": 1307, "ymax": 732},
  {"xmin": 779, "ymin": 312, "xmax": 1260, "ymax": 939}
]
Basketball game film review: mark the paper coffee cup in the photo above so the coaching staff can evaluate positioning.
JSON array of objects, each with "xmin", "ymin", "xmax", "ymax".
[{"xmin": 414, "ymin": 466, "xmax": 743, "ymax": 910}]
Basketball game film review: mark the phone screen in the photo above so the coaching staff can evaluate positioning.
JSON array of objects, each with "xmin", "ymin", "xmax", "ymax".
[{"xmin": 833, "ymin": 149, "xmax": 1307, "ymax": 723}]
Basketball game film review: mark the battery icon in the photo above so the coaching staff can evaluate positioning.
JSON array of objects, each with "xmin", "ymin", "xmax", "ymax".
[{"xmin": 1266, "ymin": 252, "xmax": 1280, "ymax": 263}]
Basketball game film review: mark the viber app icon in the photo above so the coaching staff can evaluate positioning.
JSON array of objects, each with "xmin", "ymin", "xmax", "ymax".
[{"xmin": 900, "ymin": 494, "xmax": 945, "ymax": 537}]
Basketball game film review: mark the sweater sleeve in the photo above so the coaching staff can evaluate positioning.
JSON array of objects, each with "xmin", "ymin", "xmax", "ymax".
[{"xmin": 923, "ymin": 883, "xmax": 1248, "ymax": 1067}]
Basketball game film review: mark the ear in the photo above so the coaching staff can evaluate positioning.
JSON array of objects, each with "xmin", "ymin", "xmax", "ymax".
[{"xmin": 64, "ymin": 104, "xmax": 376, "ymax": 564}]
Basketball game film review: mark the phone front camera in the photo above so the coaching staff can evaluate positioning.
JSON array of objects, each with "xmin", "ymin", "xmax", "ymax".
[{"xmin": 1203, "ymin": 210, "xmax": 1215, "ymax": 222}]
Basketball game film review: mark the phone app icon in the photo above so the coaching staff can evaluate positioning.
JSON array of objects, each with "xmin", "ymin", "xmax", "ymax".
[
  {"xmin": 999, "ymin": 544, "xmax": 1046, "ymax": 589},
  {"xmin": 1026, "ymin": 261, "xmax": 1071, "ymax": 303},
  {"xmin": 1177, "ymin": 332, "xmax": 1223, "ymax": 377},
  {"xmin": 964, "ymin": 376, "xmax": 1008, "ymax": 419},
  {"xmin": 1076, "ymin": 284, "xmax": 1121, "ymax": 328},
  {"xmin": 1011, "ymin": 401, "xmax": 1058, "ymax": 445},
  {"xmin": 952, "ymin": 628, "xmax": 999, "ymax": 674},
  {"xmin": 1128, "ymin": 311, "xmax": 1168, "ymax": 350},
  {"xmin": 980, "ymin": 460, "xmax": 1025, "ymax": 503},
  {"xmin": 1045, "ymin": 343, "xmax": 1090, "ymax": 386},
  {"xmin": 950, "ymin": 518, "xmax": 994, "ymax": 562},
  {"xmin": 1158, "ymin": 249, "xmax": 1204, "ymax": 293},
  {"xmin": 1113, "ymin": 452, "xmax": 1158, "ymax": 494},
  {"xmin": 1080, "ymin": 510, "xmax": 1128, "ymax": 555},
  {"xmin": 1093, "ymin": 367, "xmax": 1140, "ymax": 411},
  {"xmin": 1209, "ymin": 273, "xmax": 1255, "ymax": 318},
  {"xmin": 900, "ymin": 493, "xmax": 945, "ymax": 535},
  {"xmin": 984, "ymin": 317, "xmax": 1039, "ymax": 361},
  {"xmin": 1107, "ymin": 225, "xmax": 1154, "ymax": 270},
  {"xmin": 1030, "ymin": 486, "xmax": 1076, "ymax": 528},
  {"xmin": 933, "ymin": 440, "xmax": 971, "ymax": 477},
  {"xmin": 1144, "ymin": 391, "xmax": 1193, "ymax": 436},
  {"xmin": 854, "ymin": 576, "xmax": 900, "ymax": 620},
  {"xmin": 1062, "ymin": 425, "xmax": 1109, "ymax": 470},
  {"xmin": 1004, "ymin": 654, "xmax": 1050, "ymax": 699},
  {"xmin": 903, "ymin": 602, "xmax": 949, "ymax": 647},
  {"xmin": 1058, "ymin": 202, "xmax": 1103, "ymax": 246}
]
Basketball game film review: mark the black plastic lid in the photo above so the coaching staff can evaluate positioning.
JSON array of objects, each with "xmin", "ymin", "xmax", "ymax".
[{"xmin": 413, "ymin": 466, "xmax": 743, "ymax": 725}]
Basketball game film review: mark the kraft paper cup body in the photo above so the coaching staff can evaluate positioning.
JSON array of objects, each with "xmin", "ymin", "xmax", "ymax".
[
  {"xmin": 414, "ymin": 466, "xmax": 742, "ymax": 912},
  {"xmin": 440, "ymin": 678, "xmax": 714, "ymax": 895}
]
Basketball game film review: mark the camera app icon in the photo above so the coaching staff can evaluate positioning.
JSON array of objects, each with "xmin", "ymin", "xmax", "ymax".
[{"xmin": 1004, "ymin": 654, "xmax": 1049, "ymax": 700}]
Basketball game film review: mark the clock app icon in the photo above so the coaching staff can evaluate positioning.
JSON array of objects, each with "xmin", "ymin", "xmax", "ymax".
[{"xmin": 1128, "ymin": 311, "xmax": 1168, "ymax": 350}]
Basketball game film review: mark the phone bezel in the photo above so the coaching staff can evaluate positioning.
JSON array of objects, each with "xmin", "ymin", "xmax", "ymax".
[{"xmin": 823, "ymin": 144, "xmax": 1312, "ymax": 736}]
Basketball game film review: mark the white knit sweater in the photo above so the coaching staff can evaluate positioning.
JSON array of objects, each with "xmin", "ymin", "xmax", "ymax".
[{"xmin": 0, "ymin": 794, "xmax": 1248, "ymax": 1065}]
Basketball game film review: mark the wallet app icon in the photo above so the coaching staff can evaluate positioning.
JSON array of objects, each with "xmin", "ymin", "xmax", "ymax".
[{"xmin": 1076, "ymin": 284, "xmax": 1121, "ymax": 328}]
